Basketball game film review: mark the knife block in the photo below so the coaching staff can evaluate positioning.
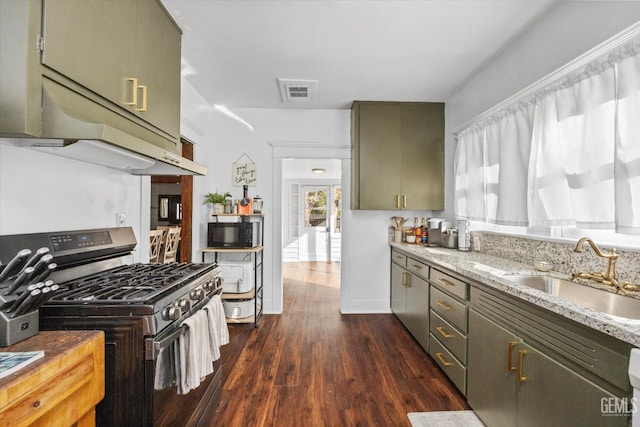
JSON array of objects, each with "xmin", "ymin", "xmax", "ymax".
[{"xmin": 0, "ymin": 309, "xmax": 39, "ymax": 347}]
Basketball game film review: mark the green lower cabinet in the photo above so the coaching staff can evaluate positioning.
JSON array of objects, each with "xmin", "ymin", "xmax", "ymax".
[
  {"xmin": 517, "ymin": 342, "xmax": 625, "ymax": 427},
  {"xmin": 391, "ymin": 262, "xmax": 407, "ymax": 319},
  {"xmin": 468, "ymin": 309, "xmax": 629, "ymax": 427},
  {"xmin": 390, "ymin": 261, "xmax": 429, "ymax": 351},
  {"xmin": 467, "ymin": 309, "xmax": 518, "ymax": 426}
]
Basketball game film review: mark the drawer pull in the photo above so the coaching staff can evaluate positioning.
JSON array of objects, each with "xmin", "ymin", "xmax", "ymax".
[
  {"xmin": 436, "ymin": 300, "xmax": 452, "ymax": 311},
  {"xmin": 435, "ymin": 352, "xmax": 453, "ymax": 366},
  {"xmin": 403, "ymin": 194, "xmax": 407, "ymax": 209},
  {"xmin": 410, "ymin": 264, "xmax": 423, "ymax": 270},
  {"xmin": 518, "ymin": 350, "xmax": 528, "ymax": 382},
  {"xmin": 396, "ymin": 195, "xmax": 400, "ymax": 209},
  {"xmin": 507, "ymin": 341, "xmax": 518, "ymax": 371},
  {"xmin": 436, "ymin": 326, "xmax": 454, "ymax": 339},
  {"xmin": 438, "ymin": 278, "xmax": 456, "ymax": 287}
]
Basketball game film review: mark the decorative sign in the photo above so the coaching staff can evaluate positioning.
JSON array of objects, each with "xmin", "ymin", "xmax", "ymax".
[{"xmin": 232, "ymin": 162, "xmax": 257, "ymax": 186}]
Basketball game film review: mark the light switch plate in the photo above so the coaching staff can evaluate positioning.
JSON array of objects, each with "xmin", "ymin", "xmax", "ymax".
[{"xmin": 116, "ymin": 213, "xmax": 126, "ymax": 227}]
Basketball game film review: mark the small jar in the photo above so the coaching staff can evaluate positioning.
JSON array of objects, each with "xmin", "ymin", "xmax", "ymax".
[{"xmin": 224, "ymin": 198, "xmax": 233, "ymax": 214}]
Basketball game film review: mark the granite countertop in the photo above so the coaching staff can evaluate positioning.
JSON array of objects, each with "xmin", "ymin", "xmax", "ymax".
[{"xmin": 390, "ymin": 242, "xmax": 640, "ymax": 347}]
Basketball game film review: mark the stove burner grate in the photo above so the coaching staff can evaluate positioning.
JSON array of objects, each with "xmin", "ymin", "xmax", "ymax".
[{"xmin": 50, "ymin": 262, "xmax": 215, "ymax": 303}]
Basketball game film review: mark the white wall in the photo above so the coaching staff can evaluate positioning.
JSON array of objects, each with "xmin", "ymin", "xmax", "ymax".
[
  {"xmin": 0, "ymin": 141, "xmax": 149, "ymax": 261},
  {"xmin": 443, "ymin": 1, "xmax": 640, "ymax": 220}
]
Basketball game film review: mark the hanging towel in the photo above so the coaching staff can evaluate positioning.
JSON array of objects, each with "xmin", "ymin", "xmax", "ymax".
[
  {"xmin": 154, "ymin": 341, "xmax": 177, "ymax": 390},
  {"xmin": 203, "ymin": 299, "xmax": 221, "ymax": 361},
  {"xmin": 177, "ymin": 310, "xmax": 214, "ymax": 395},
  {"xmin": 208, "ymin": 294, "xmax": 229, "ymax": 347}
]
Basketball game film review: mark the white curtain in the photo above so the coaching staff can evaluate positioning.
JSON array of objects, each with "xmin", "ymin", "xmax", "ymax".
[
  {"xmin": 454, "ymin": 34, "xmax": 640, "ymax": 236},
  {"xmin": 528, "ymin": 67, "xmax": 616, "ymax": 229},
  {"xmin": 617, "ymin": 52, "xmax": 640, "ymax": 235},
  {"xmin": 485, "ymin": 104, "xmax": 535, "ymax": 225},
  {"xmin": 454, "ymin": 127, "xmax": 485, "ymax": 221}
]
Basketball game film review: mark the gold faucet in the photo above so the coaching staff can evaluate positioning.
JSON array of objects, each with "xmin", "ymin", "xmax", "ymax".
[
  {"xmin": 571, "ymin": 237, "xmax": 624, "ymax": 293},
  {"xmin": 571, "ymin": 237, "xmax": 640, "ymax": 294}
]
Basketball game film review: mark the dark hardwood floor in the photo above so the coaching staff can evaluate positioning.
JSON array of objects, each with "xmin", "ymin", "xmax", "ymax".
[{"xmin": 209, "ymin": 262, "xmax": 469, "ymax": 426}]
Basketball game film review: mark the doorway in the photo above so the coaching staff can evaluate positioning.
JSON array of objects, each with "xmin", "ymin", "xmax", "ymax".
[
  {"xmin": 282, "ymin": 159, "xmax": 342, "ymax": 294},
  {"xmin": 270, "ymin": 142, "xmax": 350, "ymax": 314},
  {"xmin": 149, "ymin": 138, "xmax": 194, "ymax": 262}
]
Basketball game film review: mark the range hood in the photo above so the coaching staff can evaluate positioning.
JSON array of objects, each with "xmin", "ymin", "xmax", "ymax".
[{"xmin": 3, "ymin": 79, "xmax": 207, "ymax": 176}]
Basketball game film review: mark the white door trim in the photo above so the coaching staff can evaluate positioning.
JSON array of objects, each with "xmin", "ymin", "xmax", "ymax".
[{"xmin": 270, "ymin": 142, "xmax": 350, "ymax": 314}]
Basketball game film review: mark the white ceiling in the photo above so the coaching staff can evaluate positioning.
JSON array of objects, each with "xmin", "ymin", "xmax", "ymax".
[
  {"xmin": 161, "ymin": 0, "xmax": 560, "ymax": 110},
  {"xmin": 283, "ymin": 158, "xmax": 342, "ymax": 180}
]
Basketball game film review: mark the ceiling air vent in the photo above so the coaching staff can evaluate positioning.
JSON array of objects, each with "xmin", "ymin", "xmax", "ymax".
[{"xmin": 278, "ymin": 79, "xmax": 317, "ymax": 103}]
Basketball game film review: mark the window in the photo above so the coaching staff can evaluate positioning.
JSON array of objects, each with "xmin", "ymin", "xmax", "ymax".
[{"xmin": 454, "ymin": 27, "xmax": 640, "ymax": 247}]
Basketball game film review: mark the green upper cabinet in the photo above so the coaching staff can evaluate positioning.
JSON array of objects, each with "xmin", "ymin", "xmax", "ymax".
[
  {"xmin": 351, "ymin": 101, "xmax": 444, "ymax": 210},
  {"xmin": 41, "ymin": 0, "xmax": 181, "ymax": 144}
]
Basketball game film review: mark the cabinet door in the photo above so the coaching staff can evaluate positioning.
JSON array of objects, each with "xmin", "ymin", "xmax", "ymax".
[
  {"xmin": 134, "ymin": 0, "xmax": 181, "ymax": 140},
  {"xmin": 356, "ymin": 103, "xmax": 402, "ymax": 210},
  {"xmin": 467, "ymin": 310, "xmax": 518, "ymax": 427},
  {"xmin": 391, "ymin": 262, "xmax": 407, "ymax": 320},
  {"xmin": 42, "ymin": 0, "xmax": 137, "ymax": 109},
  {"xmin": 405, "ymin": 273, "xmax": 429, "ymax": 350},
  {"xmin": 517, "ymin": 342, "xmax": 629, "ymax": 427},
  {"xmin": 400, "ymin": 103, "xmax": 445, "ymax": 210}
]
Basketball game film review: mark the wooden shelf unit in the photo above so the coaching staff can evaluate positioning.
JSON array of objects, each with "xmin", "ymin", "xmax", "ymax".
[{"xmin": 203, "ymin": 215, "xmax": 264, "ymax": 327}]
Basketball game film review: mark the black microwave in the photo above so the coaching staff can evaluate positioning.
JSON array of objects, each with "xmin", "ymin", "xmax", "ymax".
[{"xmin": 207, "ymin": 217, "xmax": 262, "ymax": 248}]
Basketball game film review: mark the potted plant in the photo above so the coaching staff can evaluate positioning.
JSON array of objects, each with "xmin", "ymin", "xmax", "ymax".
[{"xmin": 204, "ymin": 190, "xmax": 231, "ymax": 214}]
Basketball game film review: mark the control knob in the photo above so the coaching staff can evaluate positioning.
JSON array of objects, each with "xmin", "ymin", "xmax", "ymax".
[
  {"xmin": 190, "ymin": 288, "xmax": 205, "ymax": 301},
  {"xmin": 163, "ymin": 306, "xmax": 181, "ymax": 321},
  {"xmin": 177, "ymin": 299, "xmax": 191, "ymax": 312}
]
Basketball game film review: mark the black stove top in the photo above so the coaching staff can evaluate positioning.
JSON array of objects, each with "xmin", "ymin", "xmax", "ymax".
[
  {"xmin": 48, "ymin": 263, "xmax": 215, "ymax": 305},
  {"xmin": 49, "ymin": 262, "xmax": 216, "ymax": 304}
]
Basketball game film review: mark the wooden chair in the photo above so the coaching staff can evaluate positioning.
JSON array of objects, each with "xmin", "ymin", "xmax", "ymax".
[
  {"xmin": 161, "ymin": 227, "xmax": 181, "ymax": 263},
  {"xmin": 149, "ymin": 229, "xmax": 164, "ymax": 263}
]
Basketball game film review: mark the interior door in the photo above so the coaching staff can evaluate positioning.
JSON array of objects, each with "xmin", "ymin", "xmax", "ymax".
[{"xmin": 300, "ymin": 186, "xmax": 330, "ymax": 261}]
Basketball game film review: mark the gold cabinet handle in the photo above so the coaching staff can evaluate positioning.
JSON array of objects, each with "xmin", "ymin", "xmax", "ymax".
[
  {"xmin": 438, "ymin": 278, "xmax": 456, "ymax": 287},
  {"xmin": 396, "ymin": 195, "xmax": 400, "ymax": 209},
  {"xmin": 518, "ymin": 350, "xmax": 528, "ymax": 382},
  {"xmin": 436, "ymin": 326, "xmax": 454, "ymax": 339},
  {"xmin": 435, "ymin": 352, "xmax": 452, "ymax": 366},
  {"xmin": 410, "ymin": 264, "xmax": 423, "ymax": 270},
  {"xmin": 403, "ymin": 194, "xmax": 407, "ymax": 209},
  {"xmin": 507, "ymin": 341, "xmax": 518, "ymax": 371},
  {"xmin": 436, "ymin": 300, "xmax": 451, "ymax": 310},
  {"xmin": 402, "ymin": 271, "xmax": 410, "ymax": 288},
  {"xmin": 125, "ymin": 77, "xmax": 138, "ymax": 106},
  {"xmin": 136, "ymin": 85, "xmax": 148, "ymax": 112}
]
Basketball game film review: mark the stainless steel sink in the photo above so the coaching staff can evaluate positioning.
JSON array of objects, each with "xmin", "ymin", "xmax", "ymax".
[{"xmin": 506, "ymin": 275, "xmax": 640, "ymax": 320}]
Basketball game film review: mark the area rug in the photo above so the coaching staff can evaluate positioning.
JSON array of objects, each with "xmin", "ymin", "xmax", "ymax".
[{"xmin": 407, "ymin": 410, "xmax": 484, "ymax": 427}]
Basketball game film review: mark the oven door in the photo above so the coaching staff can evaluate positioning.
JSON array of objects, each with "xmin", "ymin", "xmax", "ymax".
[{"xmin": 145, "ymin": 315, "xmax": 222, "ymax": 426}]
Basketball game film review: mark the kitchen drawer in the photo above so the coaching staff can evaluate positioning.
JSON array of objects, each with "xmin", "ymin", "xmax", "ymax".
[
  {"xmin": 431, "ymin": 286, "xmax": 468, "ymax": 332},
  {"xmin": 406, "ymin": 257, "xmax": 429, "ymax": 281},
  {"xmin": 430, "ymin": 311, "xmax": 467, "ymax": 364},
  {"xmin": 429, "ymin": 333, "xmax": 466, "ymax": 395},
  {"xmin": 391, "ymin": 250, "xmax": 407, "ymax": 267},
  {"xmin": 431, "ymin": 269, "xmax": 468, "ymax": 300}
]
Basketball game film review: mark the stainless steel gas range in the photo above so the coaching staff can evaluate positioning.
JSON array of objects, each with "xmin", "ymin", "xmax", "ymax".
[{"xmin": 0, "ymin": 227, "xmax": 223, "ymax": 427}]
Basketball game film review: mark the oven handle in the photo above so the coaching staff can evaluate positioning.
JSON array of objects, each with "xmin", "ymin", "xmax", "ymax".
[
  {"xmin": 144, "ymin": 326, "xmax": 185, "ymax": 360},
  {"xmin": 146, "ymin": 325, "xmax": 184, "ymax": 360},
  {"xmin": 145, "ymin": 291, "xmax": 221, "ymax": 361}
]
